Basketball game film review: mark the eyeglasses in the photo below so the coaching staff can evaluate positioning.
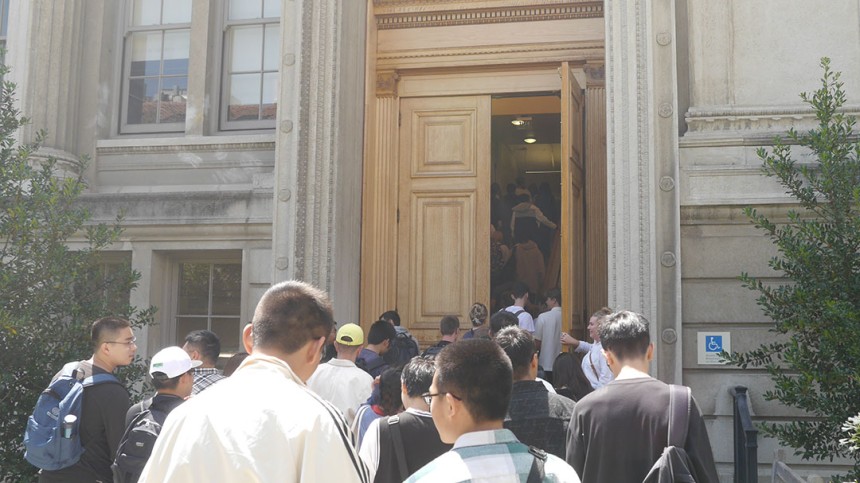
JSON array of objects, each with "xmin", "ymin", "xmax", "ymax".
[
  {"xmin": 105, "ymin": 337, "xmax": 137, "ymax": 347},
  {"xmin": 421, "ymin": 391, "xmax": 462, "ymax": 406}
]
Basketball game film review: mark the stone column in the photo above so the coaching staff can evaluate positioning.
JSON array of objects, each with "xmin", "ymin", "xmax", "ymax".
[
  {"xmin": 10, "ymin": 0, "xmax": 85, "ymax": 174},
  {"xmin": 605, "ymin": 0, "xmax": 683, "ymax": 382},
  {"xmin": 272, "ymin": 0, "xmax": 366, "ymax": 320}
]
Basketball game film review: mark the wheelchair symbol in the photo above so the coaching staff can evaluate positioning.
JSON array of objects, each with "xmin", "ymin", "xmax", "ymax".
[{"xmin": 706, "ymin": 336, "xmax": 722, "ymax": 352}]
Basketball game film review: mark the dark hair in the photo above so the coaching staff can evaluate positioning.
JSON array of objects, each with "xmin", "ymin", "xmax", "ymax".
[
  {"xmin": 489, "ymin": 311, "xmax": 518, "ymax": 337},
  {"xmin": 494, "ymin": 326, "xmax": 535, "ymax": 380},
  {"xmin": 545, "ymin": 288, "xmax": 561, "ymax": 306},
  {"xmin": 517, "ymin": 193, "xmax": 531, "ymax": 203},
  {"xmin": 223, "ymin": 352, "xmax": 249, "ymax": 377},
  {"xmin": 506, "ymin": 183, "xmax": 516, "ymax": 195},
  {"xmin": 151, "ymin": 371, "xmax": 183, "ymax": 390},
  {"xmin": 380, "ymin": 310, "xmax": 401, "ymax": 327},
  {"xmin": 379, "ymin": 367, "xmax": 404, "ymax": 416},
  {"xmin": 439, "ymin": 316, "xmax": 460, "ymax": 336},
  {"xmin": 552, "ymin": 352, "xmax": 593, "ymax": 401},
  {"xmin": 435, "ymin": 340, "xmax": 512, "ymax": 423},
  {"xmin": 91, "ymin": 316, "xmax": 132, "ymax": 351},
  {"xmin": 252, "ymin": 281, "xmax": 334, "ymax": 354},
  {"xmin": 184, "ymin": 329, "xmax": 222, "ymax": 365},
  {"xmin": 401, "ymin": 357, "xmax": 435, "ymax": 397},
  {"xmin": 367, "ymin": 319, "xmax": 397, "ymax": 345},
  {"xmin": 599, "ymin": 311, "xmax": 651, "ymax": 360},
  {"xmin": 510, "ymin": 281, "xmax": 529, "ymax": 299}
]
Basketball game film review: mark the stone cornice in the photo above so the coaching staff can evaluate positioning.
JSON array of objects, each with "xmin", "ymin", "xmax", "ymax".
[
  {"xmin": 377, "ymin": 41, "xmax": 604, "ymax": 69},
  {"xmin": 95, "ymin": 135, "xmax": 276, "ymax": 155},
  {"xmin": 375, "ymin": 2, "xmax": 603, "ymax": 30},
  {"xmin": 685, "ymin": 104, "xmax": 860, "ymax": 134}
]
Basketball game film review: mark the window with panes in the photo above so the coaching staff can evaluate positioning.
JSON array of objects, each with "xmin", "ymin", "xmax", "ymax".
[
  {"xmin": 119, "ymin": 0, "xmax": 280, "ymax": 134},
  {"xmin": 175, "ymin": 262, "xmax": 242, "ymax": 354},
  {"xmin": 221, "ymin": 0, "xmax": 281, "ymax": 130}
]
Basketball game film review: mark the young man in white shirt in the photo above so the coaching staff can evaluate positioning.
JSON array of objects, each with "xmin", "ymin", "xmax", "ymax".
[
  {"xmin": 308, "ymin": 323, "xmax": 374, "ymax": 425},
  {"xmin": 533, "ymin": 288, "xmax": 562, "ymax": 384},
  {"xmin": 504, "ymin": 281, "xmax": 535, "ymax": 333}
]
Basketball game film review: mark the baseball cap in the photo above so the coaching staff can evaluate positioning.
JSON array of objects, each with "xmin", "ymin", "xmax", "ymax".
[
  {"xmin": 150, "ymin": 346, "xmax": 203, "ymax": 378},
  {"xmin": 336, "ymin": 323, "xmax": 364, "ymax": 346}
]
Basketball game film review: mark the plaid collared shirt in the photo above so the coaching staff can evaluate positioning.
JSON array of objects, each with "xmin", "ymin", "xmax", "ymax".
[
  {"xmin": 406, "ymin": 429, "xmax": 580, "ymax": 483},
  {"xmin": 192, "ymin": 367, "xmax": 226, "ymax": 395}
]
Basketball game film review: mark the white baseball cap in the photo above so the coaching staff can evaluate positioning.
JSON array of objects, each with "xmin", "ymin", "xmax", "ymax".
[{"xmin": 149, "ymin": 346, "xmax": 203, "ymax": 378}]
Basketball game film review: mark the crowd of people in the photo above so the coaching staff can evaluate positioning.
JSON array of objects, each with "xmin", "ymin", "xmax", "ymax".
[{"xmin": 27, "ymin": 280, "xmax": 719, "ymax": 483}]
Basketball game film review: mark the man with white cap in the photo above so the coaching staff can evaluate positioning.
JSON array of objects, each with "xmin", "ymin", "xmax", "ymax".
[
  {"xmin": 112, "ymin": 346, "xmax": 201, "ymax": 482},
  {"xmin": 308, "ymin": 323, "xmax": 374, "ymax": 424},
  {"xmin": 124, "ymin": 346, "xmax": 201, "ymax": 426}
]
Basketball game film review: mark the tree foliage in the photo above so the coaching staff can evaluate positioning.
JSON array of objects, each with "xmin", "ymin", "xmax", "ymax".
[
  {"xmin": 0, "ymin": 63, "xmax": 154, "ymax": 481},
  {"xmin": 725, "ymin": 58, "xmax": 860, "ymax": 480}
]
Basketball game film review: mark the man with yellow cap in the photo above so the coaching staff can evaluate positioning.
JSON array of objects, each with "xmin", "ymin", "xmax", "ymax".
[{"xmin": 308, "ymin": 323, "xmax": 374, "ymax": 425}]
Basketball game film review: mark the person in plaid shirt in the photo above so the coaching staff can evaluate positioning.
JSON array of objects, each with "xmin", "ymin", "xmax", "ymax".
[
  {"xmin": 406, "ymin": 339, "xmax": 579, "ymax": 483},
  {"xmin": 182, "ymin": 329, "xmax": 226, "ymax": 395}
]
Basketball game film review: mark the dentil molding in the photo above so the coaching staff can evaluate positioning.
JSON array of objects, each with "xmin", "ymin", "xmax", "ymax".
[{"xmin": 375, "ymin": 2, "xmax": 602, "ymax": 30}]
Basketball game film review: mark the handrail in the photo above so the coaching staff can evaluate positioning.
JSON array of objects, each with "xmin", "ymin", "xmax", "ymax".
[{"xmin": 730, "ymin": 386, "xmax": 758, "ymax": 483}]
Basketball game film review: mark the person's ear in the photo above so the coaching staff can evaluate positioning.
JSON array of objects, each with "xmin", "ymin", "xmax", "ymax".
[
  {"xmin": 242, "ymin": 323, "xmax": 254, "ymax": 353},
  {"xmin": 531, "ymin": 353, "xmax": 539, "ymax": 370},
  {"xmin": 306, "ymin": 336, "xmax": 326, "ymax": 363},
  {"xmin": 646, "ymin": 343, "xmax": 654, "ymax": 362}
]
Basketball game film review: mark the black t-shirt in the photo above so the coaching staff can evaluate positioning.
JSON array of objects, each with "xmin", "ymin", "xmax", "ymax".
[
  {"xmin": 39, "ymin": 362, "xmax": 129, "ymax": 483},
  {"xmin": 504, "ymin": 380, "xmax": 575, "ymax": 459},
  {"xmin": 566, "ymin": 377, "xmax": 719, "ymax": 483}
]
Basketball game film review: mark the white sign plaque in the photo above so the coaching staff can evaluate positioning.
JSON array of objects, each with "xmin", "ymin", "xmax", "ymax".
[{"xmin": 697, "ymin": 332, "xmax": 731, "ymax": 365}]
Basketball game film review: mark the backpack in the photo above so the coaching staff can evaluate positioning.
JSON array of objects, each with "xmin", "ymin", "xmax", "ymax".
[
  {"xmin": 23, "ymin": 361, "xmax": 121, "ymax": 471},
  {"xmin": 388, "ymin": 331, "xmax": 420, "ymax": 366},
  {"xmin": 356, "ymin": 355, "xmax": 388, "ymax": 377},
  {"xmin": 112, "ymin": 399, "xmax": 168, "ymax": 483},
  {"xmin": 643, "ymin": 385, "xmax": 699, "ymax": 483}
]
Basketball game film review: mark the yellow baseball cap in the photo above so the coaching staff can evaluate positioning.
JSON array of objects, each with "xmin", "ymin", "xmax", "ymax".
[{"xmin": 336, "ymin": 323, "xmax": 364, "ymax": 346}]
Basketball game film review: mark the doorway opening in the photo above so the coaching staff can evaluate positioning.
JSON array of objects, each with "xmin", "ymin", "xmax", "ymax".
[{"xmin": 489, "ymin": 93, "xmax": 562, "ymax": 315}]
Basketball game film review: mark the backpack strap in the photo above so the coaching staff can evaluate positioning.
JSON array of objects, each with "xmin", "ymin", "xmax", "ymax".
[
  {"xmin": 668, "ymin": 384, "xmax": 691, "ymax": 448},
  {"xmin": 526, "ymin": 446, "xmax": 547, "ymax": 483},
  {"xmin": 387, "ymin": 416, "xmax": 409, "ymax": 482}
]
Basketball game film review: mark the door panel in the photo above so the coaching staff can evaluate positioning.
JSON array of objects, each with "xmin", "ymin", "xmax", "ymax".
[
  {"xmin": 561, "ymin": 63, "xmax": 586, "ymax": 334},
  {"xmin": 398, "ymin": 96, "xmax": 490, "ymax": 330}
]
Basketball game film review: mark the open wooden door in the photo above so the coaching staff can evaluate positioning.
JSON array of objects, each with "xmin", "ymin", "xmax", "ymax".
[
  {"xmin": 397, "ymin": 96, "xmax": 491, "ymax": 334},
  {"xmin": 560, "ymin": 63, "xmax": 586, "ymax": 336}
]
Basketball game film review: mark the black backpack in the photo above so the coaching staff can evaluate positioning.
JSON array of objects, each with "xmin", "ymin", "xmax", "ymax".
[
  {"xmin": 643, "ymin": 385, "xmax": 700, "ymax": 483},
  {"xmin": 387, "ymin": 331, "xmax": 420, "ymax": 366},
  {"xmin": 111, "ymin": 399, "xmax": 168, "ymax": 483}
]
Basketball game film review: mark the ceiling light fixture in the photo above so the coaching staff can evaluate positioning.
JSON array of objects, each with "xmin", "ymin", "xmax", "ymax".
[
  {"xmin": 511, "ymin": 116, "xmax": 531, "ymax": 127},
  {"xmin": 523, "ymin": 134, "xmax": 537, "ymax": 144}
]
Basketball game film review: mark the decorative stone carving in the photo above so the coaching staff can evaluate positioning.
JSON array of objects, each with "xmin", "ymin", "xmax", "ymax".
[
  {"xmin": 685, "ymin": 104, "xmax": 860, "ymax": 134},
  {"xmin": 661, "ymin": 328, "xmax": 677, "ymax": 344},
  {"xmin": 659, "ymin": 176, "xmax": 675, "ymax": 192},
  {"xmin": 658, "ymin": 103, "xmax": 673, "ymax": 118},
  {"xmin": 661, "ymin": 251, "xmax": 677, "ymax": 267},
  {"xmin": 656, "ymin": 32, "xmax": 672, "ymax": 46},
  {"xmin": 375, "ymin": 2, "xmax": 603, "ymax": 29}
]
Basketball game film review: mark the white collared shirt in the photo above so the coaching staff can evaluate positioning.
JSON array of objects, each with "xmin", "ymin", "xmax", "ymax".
[{"xmin": 307, "ymin": 358, "xmax": 374, "ymax": 425}]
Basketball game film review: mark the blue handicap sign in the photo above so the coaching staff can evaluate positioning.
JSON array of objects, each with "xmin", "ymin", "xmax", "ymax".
[{"xmin": 706, "ymin": 336, "xmax": 723, "ymax": 353}]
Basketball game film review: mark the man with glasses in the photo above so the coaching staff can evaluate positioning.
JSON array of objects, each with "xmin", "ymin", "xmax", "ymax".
[
  {"xmin": 406, "ymin": 339, "xmax": 579, "ymax": 482},
  {"xmin": 38, "ymin": 317, "xmax": 137, "ymax": 483}
]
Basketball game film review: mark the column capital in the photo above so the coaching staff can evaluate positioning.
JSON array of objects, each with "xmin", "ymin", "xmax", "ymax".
[
  {"xmin": 376, "ymin": 70, "xmax": 400, "ymax": 98},
  {"xmin": 584, "ymin": 62, "xmax": 605, "ymax": 88}
]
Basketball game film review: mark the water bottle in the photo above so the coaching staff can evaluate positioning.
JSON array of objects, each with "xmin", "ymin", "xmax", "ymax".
[{"xmin": 61, "ymin": 415, "xmax": 76, "ymax": 439}]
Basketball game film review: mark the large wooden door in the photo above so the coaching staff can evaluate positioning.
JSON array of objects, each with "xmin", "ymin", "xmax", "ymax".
[
  {"xmin": 560, "ymin": 63, "xmax": 586, "ymax": 335},
  {"xmin": 397, "ymin": 96, "xmax": 491, "ymax": 334}
]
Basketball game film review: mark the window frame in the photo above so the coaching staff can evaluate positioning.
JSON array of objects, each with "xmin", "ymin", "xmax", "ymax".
[
  {"xmin": 119, "ymin": 0, "xmax": 192, "ymax": 135},
  {"xmin": 218, "ymin": 3, "xmax": 280, "ymax": 132},
  {"xmin": 171, "ymin": 257, "xmax": 243, "ymax": 352}
]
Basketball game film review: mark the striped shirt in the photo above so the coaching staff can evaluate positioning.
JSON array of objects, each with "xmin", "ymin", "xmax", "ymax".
[{"xmin": 406, "ymin": 429, "xmax": 580, "ymax": 483}]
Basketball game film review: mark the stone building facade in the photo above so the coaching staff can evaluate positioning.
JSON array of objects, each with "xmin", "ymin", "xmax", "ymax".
[{"xmin": 3, "ymin": 0, "xmax": 858, "ymax": 479}]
